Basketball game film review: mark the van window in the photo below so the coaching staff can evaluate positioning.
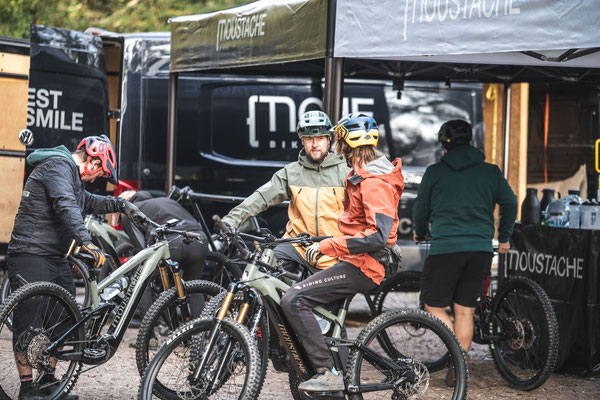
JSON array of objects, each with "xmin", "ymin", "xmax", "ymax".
[{"xmin": 383, "ymin": 82, "xmax": 483, "ymax": 167}]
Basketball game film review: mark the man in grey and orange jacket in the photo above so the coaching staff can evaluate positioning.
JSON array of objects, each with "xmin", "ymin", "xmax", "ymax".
[{"xmin": 221, "ymin": 111, "xmax": 349, "ymax": 272}]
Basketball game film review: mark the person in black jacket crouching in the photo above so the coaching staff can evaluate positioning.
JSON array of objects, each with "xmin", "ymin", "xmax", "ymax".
[
  {"xmin": 117, "ymin": 190, "xmax": 208, "ymax": 326},
  {"xmin": 7, "ymin": 135, "xmax": 137, "ymax": 400}
]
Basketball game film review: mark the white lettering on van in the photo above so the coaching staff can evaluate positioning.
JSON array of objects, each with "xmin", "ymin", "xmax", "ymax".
[
  {"xmin": 247, "ymin": 95, "xmax": 375, "ymax": 149},
  {"xmin": 27, "ymin": 88, "xmax": 84, "ymax": 132}
]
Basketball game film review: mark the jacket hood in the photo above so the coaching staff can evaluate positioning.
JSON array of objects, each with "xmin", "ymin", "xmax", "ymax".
[
  {"xmin": 351, "ymin": 156, "xmax": 404, "ymax": 193},
  {"xmin": 441, "ymin": 145, "xmax": 485, "ymax": 171},
  {"xmin": 298, "ymin": 150, "xmax": 346, "ymax": 170},
  {"xmin": 26, "ymin": 145, "xmax": 75, "ymax": 167}
]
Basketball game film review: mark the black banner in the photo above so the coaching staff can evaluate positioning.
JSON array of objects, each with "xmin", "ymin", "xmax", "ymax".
[
  {"xmin": 27, "ymin": 25, "xmax": 109, "ymax": 151},
  {"xmin": 500, "ymin": 224, "xmax": 600, "ymax": 372}
]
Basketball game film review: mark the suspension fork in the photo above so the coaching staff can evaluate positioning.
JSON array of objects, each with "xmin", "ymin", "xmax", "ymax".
[{"xmin": 188, "ymin": 282, "xmax": 246, "ymax": 388}]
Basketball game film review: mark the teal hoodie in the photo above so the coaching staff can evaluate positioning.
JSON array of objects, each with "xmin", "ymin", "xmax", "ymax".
[
  {"xmin": 413, "ymin": 145, "xmax": 517, "ymax": 255},
  {"xmin": 26, "ymin": 145, "xmax": 75, "ymax": 167}
]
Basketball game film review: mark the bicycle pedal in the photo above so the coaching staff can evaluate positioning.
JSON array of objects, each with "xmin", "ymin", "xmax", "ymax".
[{"xmin": 83, "ymin": 348, "xmax": 107, "ymax": 359}]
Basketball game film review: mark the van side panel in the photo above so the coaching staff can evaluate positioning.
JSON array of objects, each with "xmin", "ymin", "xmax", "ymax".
[{"xmin": 0, "ymin": 49, "xmax": 29, "ymax": 243}]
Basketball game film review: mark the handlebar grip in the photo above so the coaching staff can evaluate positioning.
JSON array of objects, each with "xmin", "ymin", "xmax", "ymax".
[
  {"xmin": 185, "ymin": 232, "xmax": 203, "ymax": 241},
  {"xmin": 311, "ymin": 236, "xmax": 332, "ymax": 242},
  {"xmin": 212, "ymin": 215, "xmax": 230, "ymax": 233}
]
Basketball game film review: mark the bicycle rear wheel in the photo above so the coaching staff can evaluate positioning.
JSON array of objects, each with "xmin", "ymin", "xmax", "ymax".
[
  {"xmin": 138, "ymin": 318, "xmax": 261, "ymax": 400},
  {"xmin": 489, "ymin": 276, "xmax": 559, "ymax": 390},
  {"xmin": 0, "ymin": 282, "xmax": 84, "ymax": 400},
  {"xmin": 373, "ymin": 271, "xmax": 422, "ymax": 315},
  {"xmin": 347, "ymin": 309, "xmax": 467, "ymax": 400}
]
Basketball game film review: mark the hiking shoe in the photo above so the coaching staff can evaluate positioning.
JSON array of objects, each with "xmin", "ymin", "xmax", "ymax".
[
  {"xmin": 298, "ymin": 368, "xmax": 344, "ymax": 392},
  {"xmin": 18, "ymin": 386, "xmax": 44, "ymax": 400}
]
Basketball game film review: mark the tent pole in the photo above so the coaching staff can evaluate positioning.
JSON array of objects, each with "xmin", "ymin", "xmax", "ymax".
[
  {"xmin": 166, "ymin": 71, "xmax": 178, "ymax": 194},
  {"xmin": 502, "ymin": 83, "xmax": 512, "ymax": 180},
  {"xmin": 324, "ymin": 57, "xmax": 344, "ymax": 123}
]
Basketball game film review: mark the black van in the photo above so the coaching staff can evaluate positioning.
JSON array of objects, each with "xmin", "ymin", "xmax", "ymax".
[{"xmin": 22, "ymin": 25, "xmax": 483, "ymax": 270}]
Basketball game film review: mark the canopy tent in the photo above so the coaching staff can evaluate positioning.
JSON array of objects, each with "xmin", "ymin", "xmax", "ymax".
[{"xmin": 165, "ymin": 0, "xmax": 600, "ymax": 188}]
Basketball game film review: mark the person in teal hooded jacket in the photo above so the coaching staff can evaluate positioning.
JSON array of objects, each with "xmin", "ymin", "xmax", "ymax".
[
  {"xmin": 413, "ymin": 120, "xmax": 517, "ymax": 383},
  {"xmin": 7, "ymin": 135, "xmax": 137, "ymax": 400}
]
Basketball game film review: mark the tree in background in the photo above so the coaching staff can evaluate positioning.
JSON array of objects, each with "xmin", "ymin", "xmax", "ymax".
[{"xmin": 0, "ymin": 0, "xmax": 253, "ymax": 38}]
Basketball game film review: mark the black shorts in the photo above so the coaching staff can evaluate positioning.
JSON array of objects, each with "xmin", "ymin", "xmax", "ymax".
[{"xmin": 420, "ymin": 251, "xmax": 492, "ymax": 308}]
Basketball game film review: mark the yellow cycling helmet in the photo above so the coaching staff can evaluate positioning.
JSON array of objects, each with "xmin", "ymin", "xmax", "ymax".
[{"xmin": 333, "ymin": 113, "xmax": 379, "ymax": 148}]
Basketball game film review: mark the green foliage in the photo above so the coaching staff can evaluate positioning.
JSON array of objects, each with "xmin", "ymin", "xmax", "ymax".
[{"xmin": 0, "ymin": 0, "xmax": 255, "ymax": 38}]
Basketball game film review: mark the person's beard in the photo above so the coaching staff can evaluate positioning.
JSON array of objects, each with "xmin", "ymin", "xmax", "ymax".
[{"xmin": 308, "ymin": 150, "xmax": 328, "ymax": 164}]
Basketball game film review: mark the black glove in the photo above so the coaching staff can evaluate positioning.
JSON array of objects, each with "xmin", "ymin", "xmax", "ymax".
[
  {"xmin": 117, "ymin": 199, "xmax": 144, "ymax": 224},
  {"xmin": 79, "ymin": 242, "xmax": 105, "ymax": 269},
  {"xmin": 214, "ymin": 220, "xmax": 234, "ymax": 235}
]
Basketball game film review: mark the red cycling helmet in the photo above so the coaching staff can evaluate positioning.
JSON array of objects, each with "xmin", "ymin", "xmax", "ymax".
[{"xmin": 77, "ymin": 135, "xmax": 117, "ymax": 184}]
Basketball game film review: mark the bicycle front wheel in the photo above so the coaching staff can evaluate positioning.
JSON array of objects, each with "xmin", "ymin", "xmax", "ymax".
[
  {"xmin": 135, "ymin": 280, "xmax": 225, "ymax": 378},
  {"xmin": 489, "ymin": 276, "xmax": 559, "ymax": 390},
  {"xmin": 138, "ymin": 318, "xmax": 261, "ymax": 400},
  {"xmin": 204, "ymin": 251, "xmax": 243, "ymax": 287},
  {"xmin": 0, "ymin": 282, "xmax": 84, "ymax": 400},
  {"xmin": 347, "ymin": 309, "xmax": 467, "ymax": 400}
]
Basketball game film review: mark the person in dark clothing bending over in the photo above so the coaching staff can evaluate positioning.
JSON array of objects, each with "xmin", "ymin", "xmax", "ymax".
[
  {"xmin": 281, "ymin": 113, "xmax": 404, "ymax": 392},
  {"xmin": 412, "ymin": 120, "xmax": 517, "ymax": 384},
  {"xmin": 118, "ymin": 190, "xmax": 208, "ymax": 320},
  {"xmin": 7, "ymin": 135, "xmax": 138, "ymax": 400}
]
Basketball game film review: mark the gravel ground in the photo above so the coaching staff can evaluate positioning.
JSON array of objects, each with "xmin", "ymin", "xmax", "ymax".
[{"xmin": 68, "ymin": 322, "xmax": 600, "ymax": 400}]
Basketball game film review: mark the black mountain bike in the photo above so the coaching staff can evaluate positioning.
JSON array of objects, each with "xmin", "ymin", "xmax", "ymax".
[
  {"xmin": 471, "ymin": 272, "xmax": 559, "ymax": 390},
  {"xmin": 139, "ymin": 216, "xmax": 468, "ymax": 400}
]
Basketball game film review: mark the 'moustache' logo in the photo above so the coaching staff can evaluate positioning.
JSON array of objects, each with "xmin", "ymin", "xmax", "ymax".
[
  {"xmin": 278, "ymin": 323, "xmax": 307, "ymax": 374},
  {"xmin": 216, "ymin": 13, "xmax": 267, "ymax": 51}
]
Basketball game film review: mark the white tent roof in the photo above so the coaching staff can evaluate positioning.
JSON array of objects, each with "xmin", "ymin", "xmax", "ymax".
[{"xmin": 334, "ymin": 0, "xmax": 600, "ymax": 69}]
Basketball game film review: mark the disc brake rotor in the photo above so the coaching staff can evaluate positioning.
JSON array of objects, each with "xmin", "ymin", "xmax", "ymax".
[
  {"xmin": 392, "ymin": 359, "xmax": 430, "ymax": 399},
  {"xmin": 508, "ymin": 319, "xmax": 525, "ymax": 350}
]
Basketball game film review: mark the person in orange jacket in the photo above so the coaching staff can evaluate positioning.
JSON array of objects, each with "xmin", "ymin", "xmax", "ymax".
[{"xmin": 281, "ymin": 113, "xmax": 405, "ymax": 392}]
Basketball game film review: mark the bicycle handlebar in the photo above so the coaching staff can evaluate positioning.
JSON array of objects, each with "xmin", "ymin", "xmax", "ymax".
[{"xmin": 125, "ymin": 209, "xmax": 204, "ymax": 243}]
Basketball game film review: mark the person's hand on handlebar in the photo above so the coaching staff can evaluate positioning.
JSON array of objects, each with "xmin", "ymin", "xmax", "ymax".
[
  {"xmin": 305, "ymin": 242, "xmax": 323, "ymax": 265},
  {"xmin": 78, "ymin": 242, "xmax": 105, "ymax": 269},
  {"xmin": 497, "ymin": 241, "xmax": 510, "ymax": 254},
  {"xmin": 117, "ymin": 198, "xmax": 145, "ymax": 225},
  {"xmin": 213, "ymin": 220, "xmax": 234, "ymax": 235},
  {"xmin": 413, "ymin": 232, "xmax": 430, "ymax": 243}
]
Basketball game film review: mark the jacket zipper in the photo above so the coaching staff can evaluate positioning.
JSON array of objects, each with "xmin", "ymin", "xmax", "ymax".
[{"xmin": 315, "ymin": 166, "xmax": 321, "ymax": 236}]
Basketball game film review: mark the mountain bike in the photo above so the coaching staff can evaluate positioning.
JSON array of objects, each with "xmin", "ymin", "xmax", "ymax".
[
  {"xmin": 374, "ymin": 242, "xmax": 559, "ymax": 391},
  {"xmin": 139, "ymin": 216, "xmax": 468, "ymax": 400},
  {"xmin": 470, "ymin": 273, "xmax": 559, "ymax": 390},
  {"xmin": 0, "ymin": 211, "xmax": 226, "ymax": 400}
]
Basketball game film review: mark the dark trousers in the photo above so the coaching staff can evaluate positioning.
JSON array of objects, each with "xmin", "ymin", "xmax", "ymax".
[
  {"xmin": 7, "ymin": 254, "xmax": 76, "ymax": 346},
  {"xmin": 281, "ymin": 261, "xmax": 377, "ymax": 370}
]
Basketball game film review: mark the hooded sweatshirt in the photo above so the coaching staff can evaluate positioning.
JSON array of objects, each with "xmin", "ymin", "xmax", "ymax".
[
  {"xmin": 320, "ymin": 156, "xmax": 405, "ymax": 284},
  {"xmin": 222, "ymin": 150, "xmax": 350, "ymax": 269},
  {"xmin": 9, "ymin": 145, "xmax": 120, "ymax": 257},
  {"xmin": 412, "ymin": 145, "xmax": 517, "ymax": 255}
]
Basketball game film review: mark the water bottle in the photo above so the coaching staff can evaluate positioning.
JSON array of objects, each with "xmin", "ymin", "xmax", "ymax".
[
  {"xmin": 545, "ymin": 199, "xmax": 569, "ymax": 227},
  {"xmin": 313, "ymin": 312, "xmax": 331, "ymax": 334},
  {"xmin": 521, "ymin": 188, "xmax": 540, "ymax": 224},
  {"xmin": 569, "ymin": 199, "xmax": 581, "ymax": 229},
  {"xmin": 540, "ymin": 189, "xmax": 556, "ymax": 221},
  {"xmin": 101, "ymin": 276, "xmax": 129, "ymax": 301}
]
